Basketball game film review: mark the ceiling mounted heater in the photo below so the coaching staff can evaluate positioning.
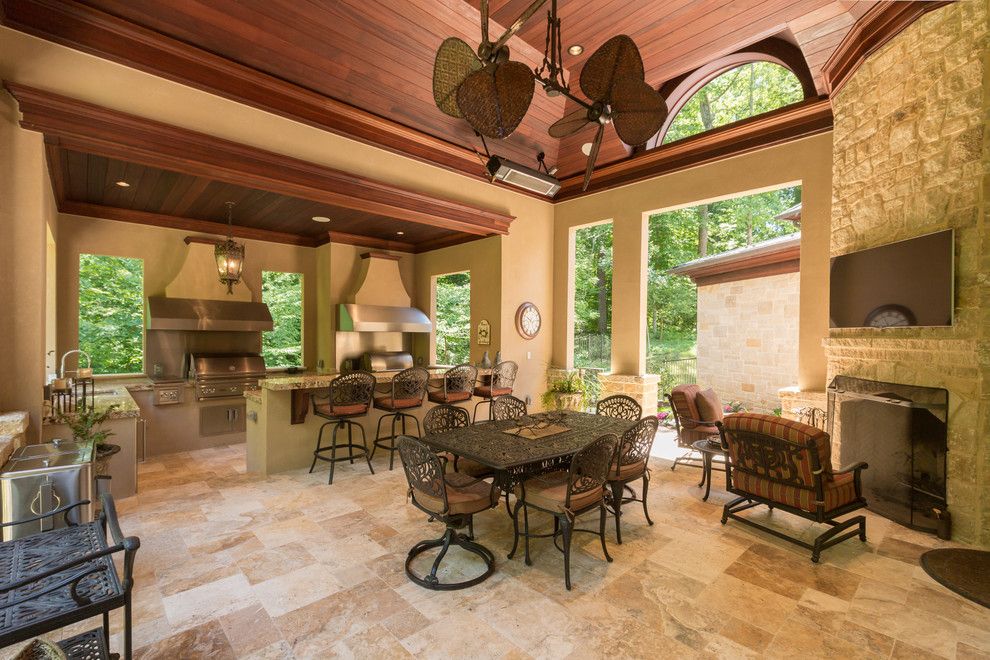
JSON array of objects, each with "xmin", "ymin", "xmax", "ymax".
[{"xmin": 486, "ymin": 155, "xmax": 560, "ymax": 197}]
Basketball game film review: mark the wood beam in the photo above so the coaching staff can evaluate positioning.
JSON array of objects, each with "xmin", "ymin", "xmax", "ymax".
[
  {"xmin": 324, "ymin": 231, "xmax": 417, "ymax": 253},
  {"xmin": 60, "ymin": 201, "xmax": 320, "ymax": 247},
  {"xmin": 4, "ymin": 83, "xmax": 514, "ymax": 237}
]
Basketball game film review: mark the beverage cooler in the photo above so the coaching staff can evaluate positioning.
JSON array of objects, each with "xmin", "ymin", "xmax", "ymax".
[{"xmin": 0, "ymin": 439, "xmax": 94, "ymax": 541}]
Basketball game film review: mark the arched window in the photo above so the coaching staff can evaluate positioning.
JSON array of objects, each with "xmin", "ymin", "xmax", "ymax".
[{"xmin": 661, "ymin": 62, "xmax": 803, "ymax": 145}]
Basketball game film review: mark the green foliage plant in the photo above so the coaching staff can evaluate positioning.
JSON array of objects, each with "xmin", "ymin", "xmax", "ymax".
[
  {"xmin": 78, "ymin": 255, "xmax": 144, "ymax": 375},
  {"xmin": 55, "ymin": 404, "xmax": 119, "ymax": 447},
  {"xmin": 541, "ymin": 372, "xmax": 586, "ymax": 410},
  {"xmin": 262, "ymin": 271, "xmax": 303, "ymax": 368},
  {"xmin": 435, "ymin": 272, "xmax": 471, "ymax": 364}
]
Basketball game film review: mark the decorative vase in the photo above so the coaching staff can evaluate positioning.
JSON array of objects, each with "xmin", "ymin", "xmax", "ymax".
[
  {"xmin": 480, "ymin": 351, "xmax": 492, "ymax": 368},
  {"xmin": 555, "ymin": 393, "xmax": 583, "ymax": 412},
  {"xmin": 494, "ymin": 350, "xmax": 502, "ymax": 365}
]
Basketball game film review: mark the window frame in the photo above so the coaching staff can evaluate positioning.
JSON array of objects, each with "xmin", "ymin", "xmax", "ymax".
[{"xmin": 260, "ymin": 270, "xmax": 305, "ymax": 371}]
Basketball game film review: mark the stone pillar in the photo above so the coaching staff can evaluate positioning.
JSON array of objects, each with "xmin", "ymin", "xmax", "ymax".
[{"xmin": 598, "ymin": 374, "xmax": 659, "ymax": 417}]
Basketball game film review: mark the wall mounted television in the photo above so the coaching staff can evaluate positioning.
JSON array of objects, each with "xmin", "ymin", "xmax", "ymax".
[{"xmin": 829, "ymin": 229, "xmax": 954, "ymax": 329}]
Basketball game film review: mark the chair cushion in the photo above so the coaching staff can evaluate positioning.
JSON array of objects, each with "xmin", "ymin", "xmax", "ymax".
[
  {"xmin": 374, "ymin": 396, "xmax": 422, "ymax": 410},
  {"xmin": 732, "ymin": 471, "xmax": 858, "ymax": 514},
  {"xmin": 314, "ymin": 402, "xmax": 368, "ymax": 418},
  {"xmin": 453, "ymin": 456, "xmax": 494, "ymax": 478},
  {"xmin": 670, "ymin": 384, "xmax": 703, "ymax": 427},
  {"xmin": 695, "ymin": 388, "xmax": 724, "ymax": 423},
  {"xmin": 515, "ymin": 471, "xmax": 603, "ymax": 513},
  {"xmin": 724, "ymin": 413, "xmax": 833, "ymax": 480},
  {"xmin": 415, "ymin": 473, "xmax": 497, "ymax": 515},
  {"xmin": 473, "ymin": 385, "xmax": 512, "ymax": 398},
  {"xmin": 609, "ymin": 459, "xmax": 647, "ymax": 481},
  {"xmin": 428, "ymin": 390, "xmax": 472, "ymax": 404}
]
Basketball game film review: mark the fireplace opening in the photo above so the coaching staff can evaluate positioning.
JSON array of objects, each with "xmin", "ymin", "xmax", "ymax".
[{"xmin": 827, "ymin": 375, "xmax": 948, "ymax": 534}]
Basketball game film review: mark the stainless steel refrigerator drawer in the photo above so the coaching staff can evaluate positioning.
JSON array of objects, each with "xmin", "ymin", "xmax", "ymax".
[{"xmin": 0, "ymin": 464, "xmax": 93, "ymax": 541}]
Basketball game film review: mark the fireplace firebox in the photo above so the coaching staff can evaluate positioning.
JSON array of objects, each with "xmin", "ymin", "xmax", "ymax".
[{"xmin": 827, "ymin": 375, "xmax": 948, "ymax": 534}]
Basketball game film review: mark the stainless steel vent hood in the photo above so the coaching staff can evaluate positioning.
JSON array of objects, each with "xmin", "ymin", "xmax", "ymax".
[
  {"xmin": 338, "ymin": 303, "xmax": 432, "ymax": 333},
  {"xmin": 147, "ymin": 297, "xmax": 273, "ymax": 332}
]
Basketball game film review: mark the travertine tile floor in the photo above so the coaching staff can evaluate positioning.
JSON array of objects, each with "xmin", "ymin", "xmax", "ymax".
[{"xmin": 14, "ymin": 434, "xmax": 990, "ymax": 659}]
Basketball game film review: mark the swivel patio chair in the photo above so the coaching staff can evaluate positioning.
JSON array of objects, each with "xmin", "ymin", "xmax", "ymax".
[
  {"xmin": 422, "ymin": 404, "xmax": 490, "ymax": 478},
  {"xmin": 717, "ymin": 413, "xmax": 868, "ymax": 562},
  {"xmin": 509, "ymin": 434, "xmax": 618, "ymax": 590},
  {"xmin": 491, "ymin": 394, "xmax": 528, "ymax": 421},
  {"xmin": 473, "ymin": 360, "xmax": 518, "ymax": 421},
  {"xmin": 310, "ymin": 371, "xmax": 376, "ymax": 484},
  {"xmin": 606, "ymin": 416, "xmax": 660, "ymax": 544},
  {"xmin": 427, "ymin": 364, "xmax": 477, "ymax": 405},
  {"xmin": 666, "ymin": 384, "xmax": 722, "ymax": 471},
  {"xmin": 397, "ymin": 436, "xmax": 498, "ymax": 590},
  {"xmin": 596, "ymin": 394, "xmax": 642, "ymax": 420},
  {"xmin": 372, "ymin": 367, "xmax": 429, "ymax": 470}
]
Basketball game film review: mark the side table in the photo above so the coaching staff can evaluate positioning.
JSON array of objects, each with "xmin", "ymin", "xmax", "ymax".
[{"xmin": 691, "ymin": 438, "xmax": 727, "ymax": 501}]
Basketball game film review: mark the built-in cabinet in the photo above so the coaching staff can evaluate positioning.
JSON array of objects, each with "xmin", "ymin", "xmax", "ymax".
[
  {"xmin": 128, "ymin": 387, "xmax": 247, "ymax": 457},
  {"xmin": 42, "ymin": 416, "xmax": 138, "ymax": 499}
]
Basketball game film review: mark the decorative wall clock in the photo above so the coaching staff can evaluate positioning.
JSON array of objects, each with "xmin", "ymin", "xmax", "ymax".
[
  {"xmin": 477, "ymin": 319, "xmax": 491, "ymax": 345},
  {"xmin": 515, "ymin": 302, "xmax": 542, "ymax": 339},
  {"xmin": 864, "ymin": 304, "xmax": 916, "ymax": 328}
]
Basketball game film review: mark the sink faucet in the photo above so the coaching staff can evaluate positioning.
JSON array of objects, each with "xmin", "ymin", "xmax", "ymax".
[{"xmin": 59, "ymin": 349, "xmax": 92, "ymax": 379}]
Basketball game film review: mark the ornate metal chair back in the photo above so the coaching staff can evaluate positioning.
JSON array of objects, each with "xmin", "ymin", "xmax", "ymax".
[
  {"xmin": 443, "ymin": 364, "xmax": 478, "ymax": 396},
  {"xmin": 719, "ymin": 413, "xmax": 831, "ymax": 492},
  {"xmin": 566, "ymin": 434, "xmax": 618, "ymax": 508},
  {"xmin": 596, "ymin": 394, "xmax": 642, "ymax": 420},
  {"xmin": 423, "ymin": 404, "xmax": 470, "ymax": 435},
  {"xmin": 491, "ymin": 395, "xmax": 528, "ymax": 421},
  {"xmin": 391, "ymin": 367, "xmax": 430, "ymax": 402},
  {"xmin": 398, "ymin": 435, "xmax": 448, "ymax": 514},
  {"xmin": 614, "ymin": 416, "xmax": 660, "ymax": 474},
  {"xmin": 491, "ymin": 360, "xmax": 518, "ymax": 390}
]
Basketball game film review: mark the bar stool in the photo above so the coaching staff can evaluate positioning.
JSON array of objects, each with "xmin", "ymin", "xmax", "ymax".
[
  {"xmin": 427, "ymin": 364, "xmax": 477, "ymax": 406},
  {"xmin": 310, "ymin": 371, "xmax": 376, "ymax": 484},
  {"xmin": 473, "ymin": 360, "xmax": 518, "ymax": 422},
  {"xmin": 373, "ymin": 367, "xmax": 429, "ymax": 470}
]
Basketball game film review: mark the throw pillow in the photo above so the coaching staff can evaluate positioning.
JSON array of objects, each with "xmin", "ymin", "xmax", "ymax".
[{"xmin": 695, "ymin": 388, "xmax": 724, "ymax": 423}]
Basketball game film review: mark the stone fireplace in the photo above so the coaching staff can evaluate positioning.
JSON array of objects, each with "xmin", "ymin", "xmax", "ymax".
[{"xmin": 827, "ymin": 2, "xmax": 990, "ymax": 545}]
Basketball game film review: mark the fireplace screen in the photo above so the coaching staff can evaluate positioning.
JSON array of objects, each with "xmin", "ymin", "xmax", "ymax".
[{"xmin": 827, "ymin": 375, "xmax": 948, "ymax": 534}]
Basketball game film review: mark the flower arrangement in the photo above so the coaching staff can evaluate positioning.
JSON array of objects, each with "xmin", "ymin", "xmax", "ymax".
[{"xmin": 723, "ymin": 400, "xmax": 746, "ymax": 414}]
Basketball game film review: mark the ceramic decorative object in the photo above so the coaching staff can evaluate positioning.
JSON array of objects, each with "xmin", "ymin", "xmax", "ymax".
[
  {"xmin": 480, "ymin": 351, "xmax": 492, "ymax": 368},
  {"xmin": 477, "ymin": 319, "xmax": 491, "ymax": 345}
]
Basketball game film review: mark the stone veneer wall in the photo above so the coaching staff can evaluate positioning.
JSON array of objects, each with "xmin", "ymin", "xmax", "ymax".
[
  {"xmin": 696, "ymin": 272, "xmax": 800, "ymax": 413},
  {"xmin": 828, "ymin": 1, "xmax": 990, "ymax": 545}
]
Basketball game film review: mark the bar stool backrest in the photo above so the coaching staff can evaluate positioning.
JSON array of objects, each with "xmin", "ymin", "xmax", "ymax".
[
  {"xmin": 443, "ymin": 364, "xmax": 478, "ymax": 396},
  {"xmin": 391, "ymin": 367, "xmax": 430, "ymax": 403},
  {"xmin": 491, "ymin": 360, "xmax": 518, "ymax": 390},
  {"xmin": 328, "ymin": 371, "xmax": 376, "ymax": 411}
]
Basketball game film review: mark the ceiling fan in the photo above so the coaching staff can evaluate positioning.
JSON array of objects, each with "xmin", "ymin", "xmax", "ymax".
[{"xmin": 432, "ymin": 0, "xmax": 668, "ymax": 191}]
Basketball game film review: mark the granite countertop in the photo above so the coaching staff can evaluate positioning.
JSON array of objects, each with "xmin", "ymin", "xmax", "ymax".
[
  {"xmin": 0, "ymin": 411, "xmax": 29, "ymax": 437},
  {"xmin": 244, "ymin": 390, "xmax": 262, "ymax": 404},
  {"xmin": 44, "ymin": 378, "xmax": 145, "ymax": 425},
  {"xmin": 261, "ymin": 367, "xmax": 492, "ymax": 391}
]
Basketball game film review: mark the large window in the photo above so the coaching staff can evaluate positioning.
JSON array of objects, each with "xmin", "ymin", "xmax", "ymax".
[
  {"xmin": 572, "ymin": 222, "xmax": 613, "ymax": 370},
  {"xmin": 663, "ymin": 62, "xmax": 803, "ymax": 145},
  {"xmin": 434, "ymin": 272, "xmax": 471, "ymax": 365},
  {"xmin": 78, "ymin": 254, "xmax": 144, "ymax": 375},
  {"xmin": 262, "ymin": 271, "xmax": 303, "ymax": 368}
]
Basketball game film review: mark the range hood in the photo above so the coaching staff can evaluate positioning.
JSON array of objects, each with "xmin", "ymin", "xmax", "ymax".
[
  {"xmin": 338, "ymin": 252, "xmax": 432, "ymax": 334},
  {"xmin": 147, "ymin": 297, "xmax": 273, "ymax": 332}
]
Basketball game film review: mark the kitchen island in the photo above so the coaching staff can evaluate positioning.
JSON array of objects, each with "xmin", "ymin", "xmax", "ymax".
[{"xmin": 245, "ymin": 368, "xmax": 489, "ymax": 476}]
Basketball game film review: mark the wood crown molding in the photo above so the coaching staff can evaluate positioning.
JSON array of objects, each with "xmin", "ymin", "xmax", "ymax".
[
  {"xmin": 555, "ymin": 98, "xmax": 833, "ymax": 200},
  {"xmin": 669, "ymin": 240, "xmax": 801, "ymax": 287},
  {"xmin": 823, "ymin": 1, "xmax": 953, "ymax": 96},
  {"xmin": 6, "ymin": 82, "xmax": 514, "ymax": 238}
]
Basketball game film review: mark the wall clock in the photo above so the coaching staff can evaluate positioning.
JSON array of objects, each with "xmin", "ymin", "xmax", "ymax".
[
  {"xmin": 864, "ymin": 304, "xmax": 916, "ymax": 328},
  {"xmin": 515, "ymin": 302, "xmax": 542, "ymax": 339}
]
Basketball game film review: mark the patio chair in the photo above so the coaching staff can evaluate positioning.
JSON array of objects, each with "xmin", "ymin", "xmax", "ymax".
[
  {"xmin": 423, "ymin": 404, "xmax": 491, "ymax": 478},
  {"xmin": 596, "ymin": 394, "xmax": 642, "ymax": 420},
  {"xmin": 606, "ymin": 416, "xmax": 660, "ymax": 544},
  {"xmin": 473, "ymin": 360, "xmax": 518, "ymax": 422},
  {"xmin": 717, "ymin": 413, "xmax": 868, "ymax": 562},
  {"xmin": 665, "ymin": 384, "xmax": 722, "ymax": 470},
  {"xmin": 427, "ymin": 364, "xmax": 477, "ymax": 405},
  {"xmin": 372, "ymin": 367, "xmax": 429, "ymax": 470},
  {"xmin": 310, "ymin": 371, "xmax": 376, "ymax": 484},
  {"xmin": 491, "ymin": 394, "xmax": 527, "ymax": 421}
]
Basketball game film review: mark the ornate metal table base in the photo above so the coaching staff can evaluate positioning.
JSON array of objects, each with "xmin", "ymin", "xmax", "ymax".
[{"xmin": 405, "ymin": 528, "xmax": 495, "ymax": 591}]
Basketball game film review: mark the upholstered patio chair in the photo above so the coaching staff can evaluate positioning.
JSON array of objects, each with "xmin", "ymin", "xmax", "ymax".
[
  {"xmin": 310, "ymin": 371, "xmax": 377, "ymax": 484},
  {"xmin": 606, "ymin": 416, "xmax": 660, "ymax": 544},
  {"xmin": 427, "ymin": 364, "xmax": 477, "ymax": 405},
  {"xmin": 717, "ymin": 413, "xmax": 868, "ymax": 562},
  {"xmin": 596, "ymin": 394, "xmax": 642, "ymax": 420},
  {"xmin": 666, "ymin": 384, "xmax": 722, "ymax": 470},
  {"xmin": 372, "ymin": 366, "xmax": 429, "ymax": 470}
]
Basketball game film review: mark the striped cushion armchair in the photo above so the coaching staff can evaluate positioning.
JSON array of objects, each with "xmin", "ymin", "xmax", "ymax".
[{"xmin": 717, "ymin": 413, "xmax": 868, "ymax": 562}]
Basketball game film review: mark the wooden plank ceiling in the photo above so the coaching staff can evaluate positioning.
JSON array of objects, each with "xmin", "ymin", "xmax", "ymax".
[{"xmin": 10, "ymin": 0, "xmax": 882, "ymax": 180}]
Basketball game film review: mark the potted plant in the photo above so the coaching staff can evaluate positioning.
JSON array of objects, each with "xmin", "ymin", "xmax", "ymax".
[
  {"xmin": 55, "ymin": 404, "xmax": 119, "ymax": 455},
  {"xmin": 541, "ymin": 372, "xmax": 586, "ymax": 412}
]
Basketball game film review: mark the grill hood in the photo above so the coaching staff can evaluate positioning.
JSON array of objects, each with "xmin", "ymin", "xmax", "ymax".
[
  {"xmin": 147, "ymin": 297, "xmax": 273, "ymax": 332},
  {"xmin": 338, "ymin": 252, "xmax": 432, "ymax": 334}
]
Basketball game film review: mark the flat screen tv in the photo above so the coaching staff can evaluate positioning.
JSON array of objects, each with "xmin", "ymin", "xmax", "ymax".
[{"xmin": 829, "ymin": 229, "xmax": 954, "ymax": 329}]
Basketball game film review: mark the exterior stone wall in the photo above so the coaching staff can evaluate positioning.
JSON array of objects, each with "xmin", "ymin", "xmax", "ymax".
[
  {"xmin": 597, "ymin": 373, "xmax": 660, "ymax": 417},
  {"xmin": 696, "ymin": 272, "xmax": 800, "ymax": 413},
  {"xmin": 828, "ymin": 1, "xmax": 990, "ymax": 545}
]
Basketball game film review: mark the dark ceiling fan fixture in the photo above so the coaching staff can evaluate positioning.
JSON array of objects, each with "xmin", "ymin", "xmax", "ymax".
[{"xmin": 432, "ymin": 0, "xmax": 669, "ymax": 191}]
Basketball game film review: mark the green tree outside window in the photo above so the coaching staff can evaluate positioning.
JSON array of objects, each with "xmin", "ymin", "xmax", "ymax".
[
  {"xmin": 435, "ymin": 272, "xmax": 470, "ymax": 365},
  {"xmin": 572, "ymin": 222, "xmax": 613, "ymax": 370},
  {"xmin": 262, "ymin": 271, "xmax": 303, "ymax": 368},
  {"xmin": 78, "ymin": 254, "xmax": 144, "ymax": 375}
]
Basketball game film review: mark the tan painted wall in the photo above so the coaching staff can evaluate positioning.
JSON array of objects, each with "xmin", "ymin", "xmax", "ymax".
[
  {"xmin": 0, "ymin": 90, "xmax": 55, "ymax": 441},
  {"xmin": 553, "ymin": 133, "xmax": 832, "ymax": 391}
]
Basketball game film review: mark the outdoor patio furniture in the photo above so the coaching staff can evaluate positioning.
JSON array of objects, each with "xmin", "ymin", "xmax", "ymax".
[
  {"xmin": 717, "ymin": 413, "xmax": 868, "ymax": 562},
  {"xmin": 372, "ymin": 367, "xmax": 429, "ymax": 470},
  {"xmin": 692, "ymin": 438, "xmax": 727, "ymax": 501},
  {"xmin": 397, "ymin": 436, "xmax": 498, "ymax": 590},
  {"xmin": 606, "ymin": 416, "xmax": 660, "ymax": 544},
  {"xmin": 491, "ymin": 394, "xmax": 528, "ymax": 421},
  {"xmin": 473, "ymin": 360, "xmax": 518, "ymax": 422},
  {"xmin": 596, "ymin": 394, "xmax": 642, "ymax": 420},
  {"xmin": 427, "ymin": 365, "xmax": 478, "ymax": 405},
  {"xmin": 0, "ymin": 494, "xmax": 139, "ymax": 659},
  {"xmin": 310, "ymin": 371, "xmax": 376, "ymax": 484},
  {"xmin": 423, "ymin": 405, "xmax": 491, "ymax": 478},
  {"xmin": 666, "ymin": 384, "xmax": 722, "ymax": 471},
  {"xmin": 509, "ymin": 434, "xmax": 618, "ymax": 590}
]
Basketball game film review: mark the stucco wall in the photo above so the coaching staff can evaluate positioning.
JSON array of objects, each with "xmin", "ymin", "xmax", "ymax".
[
  {"xmin": 827, "ymin": 1, "xmax": 990, "ymax": 545},
  {"xmin": 697, "ymin": 272, "xmax": 800, "ymax": 412}
]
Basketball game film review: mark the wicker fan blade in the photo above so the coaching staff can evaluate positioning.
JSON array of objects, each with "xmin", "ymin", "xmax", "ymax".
[
  {"xmin": 491, "ymin": 0, "xmax": 547, "ymax": 53},
  {"xmin": 548, "ymin": 107, "xmax": 591, "ymax": 138},
  {"xmin": 579, "ymin": 35, "xmax": 645, "ymax": 103},
  {"xmin": 582, "ymin": 122, "xmax": 605, "ymax": 192},
  {"xmin": 610, "ymin": 77, "xmax": 669, "ymax": 146},
  {"xmin": 433, "ymin": 37, "xmax": 482, "ymax": 118},
  {"xmin": 456, "ymin": 60, "xmax": 535, "ymax": 139}
]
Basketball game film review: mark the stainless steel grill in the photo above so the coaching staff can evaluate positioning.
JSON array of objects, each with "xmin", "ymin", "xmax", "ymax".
[
  {"xmin": 189, "ymin": 353, "xmax": 266, "ymax": 400},
  {"xmin": 362, "ymin": 351, "xmax": 414, "ymax": 372}
]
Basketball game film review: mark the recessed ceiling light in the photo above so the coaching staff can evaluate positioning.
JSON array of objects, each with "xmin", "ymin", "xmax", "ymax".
[
  {"xmin": 114, "ymin": 180, "xmax": 130, "ymax": 188},
  {"xmin": 568, "ymin": 44, "xmax": 584, "ymax": 56},
  {"xmin": 312, "ymin": 216, "xmax": 331, "ymax": 223},
  {"xmin": 396, "ymin": 231, "xmax": 405, "ymax": 236},
  {"xmin": 581, "ymin": 142, "xmax": 593, "ymax": 156}
]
